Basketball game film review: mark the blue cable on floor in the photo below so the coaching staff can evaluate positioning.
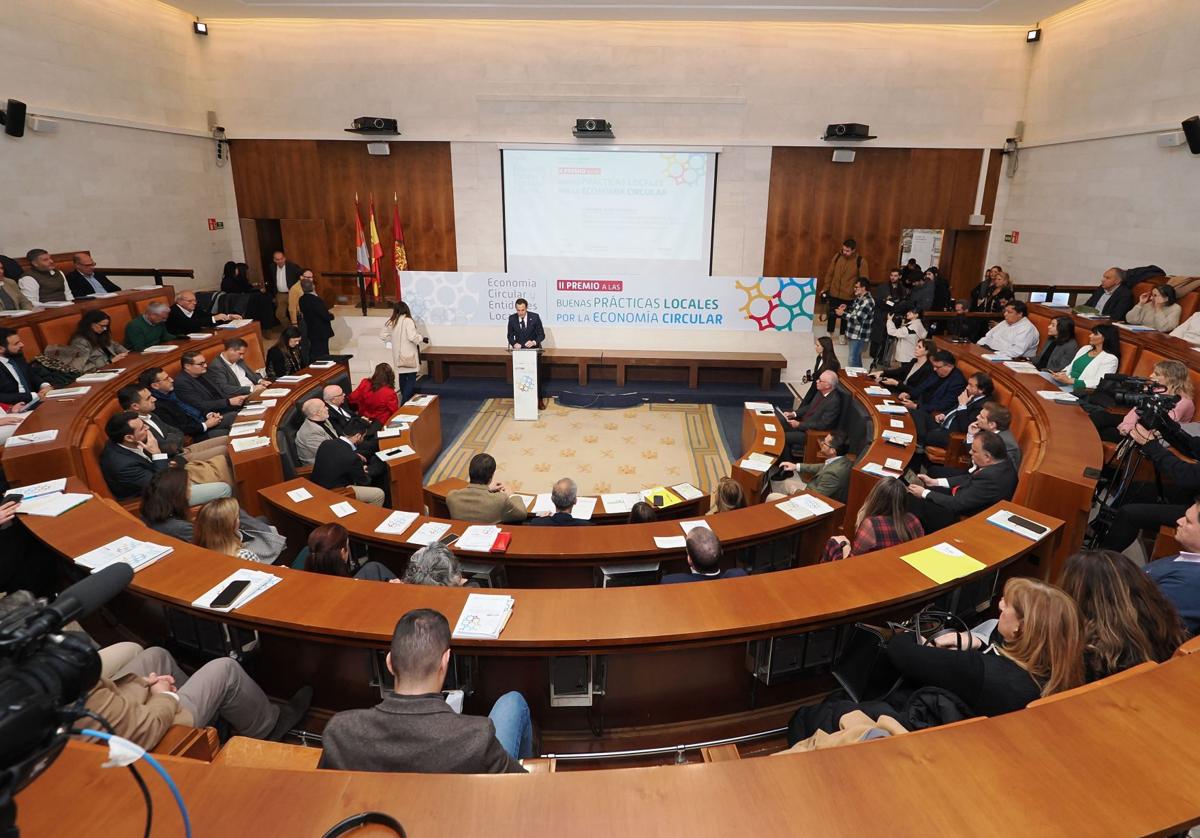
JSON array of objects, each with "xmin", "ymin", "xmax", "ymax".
[{"xmin": 76, "ymin": 728, "xmax": 193, "ymax": 838}]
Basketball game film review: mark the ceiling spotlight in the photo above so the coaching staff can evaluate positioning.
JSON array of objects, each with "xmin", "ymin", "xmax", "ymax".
[
  {"xmin": 1026, "ymin": 28, "xmax": 1041, "ymax": 43},
  {"xmin": 193, "ymin": 21, "xmax": 209, "ymax": 36}
]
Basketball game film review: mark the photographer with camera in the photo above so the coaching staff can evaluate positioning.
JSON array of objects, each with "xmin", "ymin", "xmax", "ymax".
[
  {"xmin": 884, "ymin": 304, "xmax": 927, "ymax": 368},
  {"xmin": 1087, "ymin": 361, "xmax": 1194, "ymax": 443}
]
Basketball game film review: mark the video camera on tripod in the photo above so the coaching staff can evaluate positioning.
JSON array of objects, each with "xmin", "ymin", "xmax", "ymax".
[{"xmin": 1094, "ymin": 373, "xmax": 1190, "ymax": 444}]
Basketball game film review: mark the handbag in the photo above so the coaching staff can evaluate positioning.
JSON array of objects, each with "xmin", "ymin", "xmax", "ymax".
[{"xmin": 832, "ymin": 608, "xmax": 969, "ymax": 703}]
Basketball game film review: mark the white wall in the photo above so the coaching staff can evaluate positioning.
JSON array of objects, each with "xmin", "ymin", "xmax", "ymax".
[
  {"xmin": 0, "ymin": 0, "xmax": 242, "ymax": 285},
  {"xmin": 989, "ymin": 0, "xmax": 1200, "ymax": 284}
]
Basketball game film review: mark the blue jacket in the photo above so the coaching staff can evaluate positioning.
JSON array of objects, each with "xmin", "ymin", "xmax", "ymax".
[
  {"xmin": 1146, "ymin": 555, "xmax": 1200, "ymax": 635},
  {"xmin": 917, "ymin": 367, "xmax": 967, "ymax": 416}
]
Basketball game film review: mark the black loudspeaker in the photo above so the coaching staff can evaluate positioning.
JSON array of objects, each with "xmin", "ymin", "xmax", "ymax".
[
  {"xmin": 1, "ymin": 99, "xmax": 27, "ymax": 138},
  {"xmin": 1183, "ymin": 116, "xmax": 1200, "ymax": 155}
]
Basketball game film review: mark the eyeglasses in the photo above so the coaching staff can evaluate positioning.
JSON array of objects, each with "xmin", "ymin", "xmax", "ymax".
[{"xmin": 188, "ymin": 360, "xmax": 208, "ymax": 367}]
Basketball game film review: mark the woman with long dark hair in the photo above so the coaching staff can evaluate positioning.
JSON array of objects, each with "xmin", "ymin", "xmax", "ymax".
[
  {"xmin": 349, "ymin": 362, "xmax": 400, "ymax": 424},
  {"xmin": 822, "ymin": 477, "xmax": 924, "ymax": 561},
  {"xmin": 1034, "ymin": 315, "xmax": 1079, "ymax": 371},
  {"xmin": 305, "ymin": 523, "xmax": 397, "ymax": 581},
  {"xmin": 874, "ymin": 337, "xmax": 937, "ymax": 395},
  {"xmin": 381, "ymin": 300, "xmax": 429, "ymax": 404},
  {"xmin": 798, "ymin": 336, "xmax": 841, "ymax": 409},
  {"xmin": 68, "ymin": 309, "xmax": 129, "ymax": 371},
  {"xmin": 266, "ymin": 325, "xmax": 309, "ymax": 379},
  {"xmin": 1051, "ymin": 324, "xmax": 1120, "ymax": 391}
]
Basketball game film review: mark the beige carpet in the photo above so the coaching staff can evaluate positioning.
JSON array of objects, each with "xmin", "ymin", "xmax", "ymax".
[{"xmin": 427, "ymin": 399, "xmax": 732, "ymax": 496}]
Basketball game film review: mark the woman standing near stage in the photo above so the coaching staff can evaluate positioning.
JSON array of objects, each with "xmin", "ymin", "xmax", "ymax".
[{"xmin": 381, "ymin": 300, "xmax": 429, "ymax": 405}]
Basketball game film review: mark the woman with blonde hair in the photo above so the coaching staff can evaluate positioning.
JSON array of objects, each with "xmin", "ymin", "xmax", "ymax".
[
  {"xmin": 710, "ymin": 477, "xmax": 747, "ymax": 515},
  {"xmin": 1060, "ymin": 550, "xmax": 1187, "ymax": 682},
  {"xmin": 194, "ymin": 498, "xmax": 262, "ymax": 563},
  {"xmin": 1089, "ymin": 359, "xmax": 1193, "ymax": 442},
  {"xmin": 380, "ymin": 300, "xmax": 429, "ymax": 404},
  {"xmin": 884, "ymin": 577, "xmax": 1085, "ymax": 715}
]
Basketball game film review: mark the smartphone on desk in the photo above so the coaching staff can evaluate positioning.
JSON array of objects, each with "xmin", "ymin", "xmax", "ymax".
[
  {"xmin": 1006, "ymin": 514, "xmax": 1050, "ymax": 536},
  {"xmin": 439, "ymin": 533, "xmax": 460, "ymax": 548},
  {"xmin": 210, "ymin": 579, "xmax": 251, "ymax": 610}
]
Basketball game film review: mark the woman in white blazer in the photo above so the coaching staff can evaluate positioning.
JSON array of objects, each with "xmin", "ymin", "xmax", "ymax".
[
  {"xmin": 1051, "ymin": 324, "xmax": 1120, "ymax": 392},
  {"xmin": 380, "ymin": 300, "xmax": 429, "ymax": 404}
]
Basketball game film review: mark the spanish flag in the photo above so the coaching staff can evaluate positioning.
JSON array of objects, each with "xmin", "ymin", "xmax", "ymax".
[{"xmin": 368, "ymin": 195, "xmax": 383, "ymax": 296}]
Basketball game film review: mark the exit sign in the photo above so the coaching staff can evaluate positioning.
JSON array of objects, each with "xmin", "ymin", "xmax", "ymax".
[
  {"xmin": 1003, "ymin": 230, "xmax": 1020, "ymax": 244},
  {"xmin": 207, "ymin": 218, "xmax": 225, "ymax": 231}
]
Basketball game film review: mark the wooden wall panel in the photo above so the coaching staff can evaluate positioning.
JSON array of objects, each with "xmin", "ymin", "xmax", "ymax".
[
  {"xmin": 763, "ymin": 147, "xmax": 1000, "ymax": 295},
  {"xmin": 228, "ymin": 140, "xmax": 457, "ymax": 296}
]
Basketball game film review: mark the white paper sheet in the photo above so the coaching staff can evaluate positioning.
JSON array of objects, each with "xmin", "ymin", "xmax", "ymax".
[
  {"xmin": 375, "ymin": 510, "xmax": 420, "ymax": 536},
  {"xmin": 571, "ymin": 496, "xmax": 597, "ymax": 520},
  {"xmin": 330, "ymin": 501, "xmax": 357, "ymax": 518},
  {"xmin": 286, "ymin": 488, "xmax": 313, "ymax": 502}
]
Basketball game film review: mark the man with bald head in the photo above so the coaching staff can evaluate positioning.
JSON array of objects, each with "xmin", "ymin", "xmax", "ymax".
[
  {"xmin": 661, "ymin": 527, "xmax": 746, "ymax": 583},
  {"xmin": 780, "ymin": 368, "xmax": 846, "ymax": 457},
  {"xmin": 296, "ymin": 397, "xmax": 339, "ymax": 466},
  {"xmin": 527, "ymin": 478, "xmax": 592, "ymax": 527},
  {"xmin": 66, "ymin": 252, "xmax": 120, "ymax": 297},
  {"xmin": 18, "ymin": 248, "xmax": 73, "ymax": 306},
  {"xmin": 125, "ymin": 301, "xmax": 181, "ymax": 351},
  {"xmin": 1084, "ymin": 267, "xmax": 1133, "ymax": 322},
  {"xmin": 167, "ymin": 289, "xmax": 237, "ymax": 334},
  {"xmin": 323, "ymin": 384, "xmax": 361, "ymax": 434}
]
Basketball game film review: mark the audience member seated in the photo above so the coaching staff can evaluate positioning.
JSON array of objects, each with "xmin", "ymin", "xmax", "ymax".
[
  {"xmin": 446, "ymin": 453, "xmax": 528, "ymax": 524},
  {"xmin": 1170, "ymin": 311, "xmax": 1200, "ymax": 345},
  {"xmin": 100, "ymin": 410, "xmax": 232, "ymax": 505},
  {"xmin": 0, "ymin": 327, "xmax": 53, "ymax": 405},
  {"xmin": 821, "ymin": 478, "xmax": 923, "ymax": 562},
  {"xmin": 349, "ymin": 363, "xmax": 400, "ymax": 425},
  {"xmin": 885, "ymin": 578, "xmax": 1084, "ymax": 716},
  {"xmin": 709, "ymin": 476, "xmax": 747, "ymax": 514},
  {"xmin": 174, "ymin": 351, "xmax": 249, "ymax": 416},
  {"xmin": 1034, "ymin": 315, "xmax": 1079, "ymax": 372},
  {"xmin": 873, "ymin": 337, "xmax": 937, "ymax": 394},
  {"xmin": 779, "ymin": 370, "xmax": 845, "ymax": 457},
  {"xmin": 1050, "ymin": 324, "xmax": 1120, "ymax": 392},
  {"xmin": 166, "ymin": 289, "xmax": 236, "ymax": 334},
  {"xmin": 298, "ymin": 275, "xmax": 336, "ymax": 359},
  {"xmin": 296, "ymin": 397, "xmax": 340, "ymax": 466},
  {"xmin": 978, "ymin": 301, "xmax": 1040, "ymax": 359},
  {"xmin": 0, "ymin": 260, "xmax": 31, "ymax": 311},
  {"xmin": 266, "ymin": 326, "xmax": 310, "ymax": 379},
  {"xmin": 1145, "ymin": 497, "xmax": 1200, "ymax": 635},
  {"xmin": 124, "ymin": 302, "xmax": 180, "ymax": 351},
  {"xmin": 528, "ymin": 478, "xmax": 591, "ymax": 527},
  {"xmin": 402, "ymin": 543, "xmax": 468, "ymax": 587},
  {"xmin": 65, "ymin": 252, "xmax": 120, "ymax": 297},
  {"xmin": 769, "ymin": 431, "xmax": 852, "ymax": 503},
  {"xmin": 628, "ymin": 501, "xmax": 658, "ymax": 523},
  {"xmin": 140, "ymin": 366, "xmax": 234, "ymax": 436},
  {"xmin": 323, "ymin": 384, "xmax": 361, "ymax": 432},
  {"xmin": 797, "ymin": 336, "xmax": 841, "ymax": 409},
  {"xmin": 1126, "ymin": 284, "xmax": 1181, "ymax": 332},
  {"xmin": 1086, "ymin": 359, "xmax": 1194, "ymax": 443},
  {"xmin": 928, "ymin": 401, "xmax": 1022, "ymax": 477},
  {"xmin": 0, "ymin": 402, "xmax": 29, "ymax": 446},
  {"xmin": 68, "ymin": 310, "xmax": 129, "ymax": 373},
  {"xmin": 834, "ymin": 278, "xmax": 875, "ymax": 368},
  {"xmin": 913, "ymin": 372, "xmax": 993, "ymax": 448},
  {"xmin": 205, "ymin": 337, "xmax": 270, "ymax": 399},
  {"xmin": 319, "ymin": 609, "xmax": 532, "ymax": 773},
  {"xmin": 661, "ymin": 527, "xmax": 746, "ymax": 584},
  {"xmin": 897, "ymin": 350, "xmax": 967, "ymax": 418},
  {"xmin": 194, "ymin": 497, "xmax": 264, "ymax": 562},
  {"xmin": 1060, "ymin": 549, "xmax": 1187, "ymax": 682},
  {"xmin": 18, "ymin": 248, "xmax": 74, "ymax": 305},
  {"xmin": 1082, "ymin": 267, "xmax": 1134, "ymax": 321},
  {"xmin": 311, "ymin": 417, "xmax": 385, "ymax": 506},
  {"xmin": 906, "ymin": 431, "xmax": 1018, "ymax": 532},
  {"xmin": 220, "ymin": 260, "xmax": 256, "ymax": 294},
  {"xmin": 884, "ymin": 305, "xmax": 927, "ymax": 369},
  {"xmin": 118, "ymin": 384, "xmax": 233, "ymax": 483},
  {"xmin": 306, "ymin": 522, "xmax": 397, "ymax": 582}
]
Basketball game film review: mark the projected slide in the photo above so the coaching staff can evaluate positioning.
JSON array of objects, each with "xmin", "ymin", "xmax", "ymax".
[{"xmin": 503, "ymin": 148, "xmax": 716, "ymax": 280}]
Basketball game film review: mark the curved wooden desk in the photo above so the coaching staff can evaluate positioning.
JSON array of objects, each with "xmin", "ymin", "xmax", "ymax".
[
  {"xmin": 839, "ymin": 371, "xmax": 919, "ymax": 529},
  {"xmin": 423, "ymin": 477, "xmax": 710, "ymax": 523},
  {"xmin": 27, "ymin": 651, "xmax": 1199, "ymax": 836},
  {"xmin": 0, "ymin": 286, "xmax": 173, "ymax": 357}
]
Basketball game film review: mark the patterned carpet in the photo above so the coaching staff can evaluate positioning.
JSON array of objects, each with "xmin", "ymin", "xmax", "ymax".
[{"xmin": 426, "ymin": 398, "xmax": 733, "ymax": 496}]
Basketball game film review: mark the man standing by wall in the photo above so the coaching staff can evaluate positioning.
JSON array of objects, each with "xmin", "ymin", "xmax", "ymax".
[
  {"xmin": 269, "ymin": 250, "xmax": 304, "ymax": 329},
  {"xmin": 820, "ymin": 238, "xmax": 868, "ymax": 343}
]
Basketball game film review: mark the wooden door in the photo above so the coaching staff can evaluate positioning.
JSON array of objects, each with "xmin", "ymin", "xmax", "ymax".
[
  {"xmin": 239, "ymin": 218, "xmax": 263, "ymax": 287},
  {"xmin": 279, "ymin": 219, "xmax": 334, "ymax": 307}
]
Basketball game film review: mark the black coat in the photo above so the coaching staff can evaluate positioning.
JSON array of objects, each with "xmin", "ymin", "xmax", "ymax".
[
  {"xmin": 299, "ymin": 294, "xmax": 335, "ymax": 341},
  {"xmin": 66, "ymin": 270, "xmax": 120, "ymax": 296},
  {"xmin": 174, "ymin": 371, "xmax": 236, "ymax": 415},
  {"xmin": 526, "ymin": 511, "xmax": 592, "ymax": 527},
  {"xmin": 1085, "ymin": 284, "xmax": 1134, "ymax": 322},
  {"xmin": 797, "ymin": 387, "xmax": 846, "ymax": 431},
  {"xmin": 311, "ymin": 438, "xmax": 370, "ymax": 490},
  {"xmin": 166, "ymin": 304, "xmax": 216, "ymax": 335},
  {"xmin": 150, "ymin": 390, "xmax": 210, "ymax": 437},
  {"xmin": 923, "ymin": 458, "xmax": 1019, "ymax": 516},
  {"xmin": 100, "ymin": 442, "xmax": 170, "ymax": 500},
  {"xmin": 0, "ymin": 355, "xmax": 49, "ymax": 404},
  {"xmin": 507, "ymin": 312, "xmax": 545, "ymax": 347},
  {"xmin": 266, "ymin": 343, "xmax": 311, "ymax": 379}
]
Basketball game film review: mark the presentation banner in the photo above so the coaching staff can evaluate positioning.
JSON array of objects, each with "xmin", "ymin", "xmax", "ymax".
[{"xmin": 399, "ymin": 272, "xmax": 817, "ymax": 333}]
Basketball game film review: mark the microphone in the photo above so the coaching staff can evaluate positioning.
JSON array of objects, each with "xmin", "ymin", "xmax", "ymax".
[{"xmin": 20, "ymin": 564, "xmax": 133, "ymax": 640}]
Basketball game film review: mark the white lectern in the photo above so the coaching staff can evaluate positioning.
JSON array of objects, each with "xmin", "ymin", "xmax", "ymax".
[{"xmin": 511, "ymin": 348, "xmax": 540, "ymax": 421}]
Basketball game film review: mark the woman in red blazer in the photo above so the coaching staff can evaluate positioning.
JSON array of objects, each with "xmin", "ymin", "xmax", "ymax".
[{"xmin": 349, "ymin": 363, "xmax": 400, "ymax": 425}]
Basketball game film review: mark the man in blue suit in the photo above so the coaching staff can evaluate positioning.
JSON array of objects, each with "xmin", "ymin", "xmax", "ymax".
[
  {"xmin": 900, "ymin": 350, "xmax": 966, "ymax": 419},
  {"xmin": 507, "ymin": 298, "xmax": 546, "ymax": 406}
]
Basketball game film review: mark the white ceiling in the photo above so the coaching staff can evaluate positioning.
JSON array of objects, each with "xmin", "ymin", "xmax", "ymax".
[{"xmin": 163, "ymin": 0, "xmax": 1081, "ymax": 23}]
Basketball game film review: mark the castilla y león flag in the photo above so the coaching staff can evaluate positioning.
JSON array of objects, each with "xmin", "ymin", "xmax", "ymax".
[{"xmin": 392, "ymin": 193, "xmax": 407, "ymax": 299}]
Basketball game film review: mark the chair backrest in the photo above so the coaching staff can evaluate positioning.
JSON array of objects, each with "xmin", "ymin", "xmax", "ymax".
[
  {"xmin": 16, "ymin": 325, "xmax": 41, "ymax": 360},
  {"xmin": 80, "ymin": 422, "xmax": 114, "ymax": 499},
  {"xmin": 132, "ymin": 293, "xmax": 172, "ymax": 316},
  {"xmin": 101, "ymin": 302, "xmax": 134, "ymax": 345},
  {"xmin": 36, "ymin": 316, "xmax": 79, "ymax": 352}
]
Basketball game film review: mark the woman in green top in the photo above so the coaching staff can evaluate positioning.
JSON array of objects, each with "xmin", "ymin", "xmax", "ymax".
[{"xmin": 1051, "ymin": 324, "xmax": 1120, "ymax": 391}]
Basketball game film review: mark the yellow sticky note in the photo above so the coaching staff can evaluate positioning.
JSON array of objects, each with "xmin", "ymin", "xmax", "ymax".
[
  {"xmin": 900, "ymin": 543, "xmax": 986, "ymax": 585},
  {"xmin": 643, "ymin": 486, "xmax": 682, "ymax": 508}
]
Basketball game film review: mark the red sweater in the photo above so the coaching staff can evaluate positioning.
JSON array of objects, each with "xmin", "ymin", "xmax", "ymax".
[{"xmin": 348, "ymin": 379, "xmax": 399, "ymax": 424}]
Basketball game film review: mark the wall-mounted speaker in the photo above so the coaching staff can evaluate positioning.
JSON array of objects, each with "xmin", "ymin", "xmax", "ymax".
[
  {"xmin": 366, "ymin": 142, "xmax": 390, "ymax": 156},
  {"xmin": 831, "ymin": 149, "xmax": 856, "ymax": 163},
  {"xmin": 1183, "ymin": 116, "xmax": 1200, "ymax": 155},
  {"xmin": 1, "ymin": 99, "xmax": 27, "ymax": 138}
]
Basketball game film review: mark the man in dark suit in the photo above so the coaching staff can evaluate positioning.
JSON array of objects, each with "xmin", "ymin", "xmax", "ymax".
[
  {"xmin": 166, "ymin": 289, "xmax": 237, "ymax": 334},
  {"xmin": 780, "ymin": 370, "xmax": 845, "ymax": 456},
  {"xmin": 1145, "ymin": 498, "xmax": 1200, "ymax": 635},
  {"xmin": 527, "ymin": 478, "xmax": 592, "ymax": 527},
  {"xmin": 913, "ymin": 371, "xmax": 993, "ymax": 448},
  {"xmin": 174, "ymin": 351, "xmax": 248, "ymax": 417},
  {"xmin": 99, "ymin": 411, "xmax": 232, "ymax": 503},
  {"xmin": 117, "ymin": 384, "xmax": 232, "ymax": 474},
  {"xmin": 906, "ymin": 431, "xmax": 1018, "ymax": 532},
  {"xmin": 65, "ymin": 252, "xmax": 121, "ymax": 297},
  {"xmin": 297, "ymin": 275, "xmax": 335, "ymax": 359},
  {"xmin": 139, "ymin": 367, "xmax": 234, "ymax": 436},
  {"xmin": 507, "ymin": 298, "xmax": 546, "ymax": 407},
  {"xmin": 268, "ymin": 250, "xmax": 305, "ymax": 328},
  {"xmin": 661, "ymin": 527, "xmax": 747, "ymax": 584},
  {"xmin": 311, "ymin": 417, "xmax": 384, "ymax": 505},
  {"xmin": 900, "ymin": 350, "xmax": 967, "ymax": 418},
  {"xmin": 1083, "ymin": 267, "xmax": 1134, "ymax": 322},
  {"xmin": 319, "ymin": 608, "xmax": 532, "ymax": 773},
  {"xmin": 0, "ymin": 328, "xmax": 52, "ymax": 405},
  {"xmin": 205, "ymin": 337, "xmax": 269, "ymax": 399}
]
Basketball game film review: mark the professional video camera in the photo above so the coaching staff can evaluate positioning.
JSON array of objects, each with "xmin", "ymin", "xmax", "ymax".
[
  {"xmin": 0, "ymin": 564, "xmax": 133, "ymax": 834},
  {"xmin": 1095, "ymin": 373, "xmax": 1165, "ymax": 407}
]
